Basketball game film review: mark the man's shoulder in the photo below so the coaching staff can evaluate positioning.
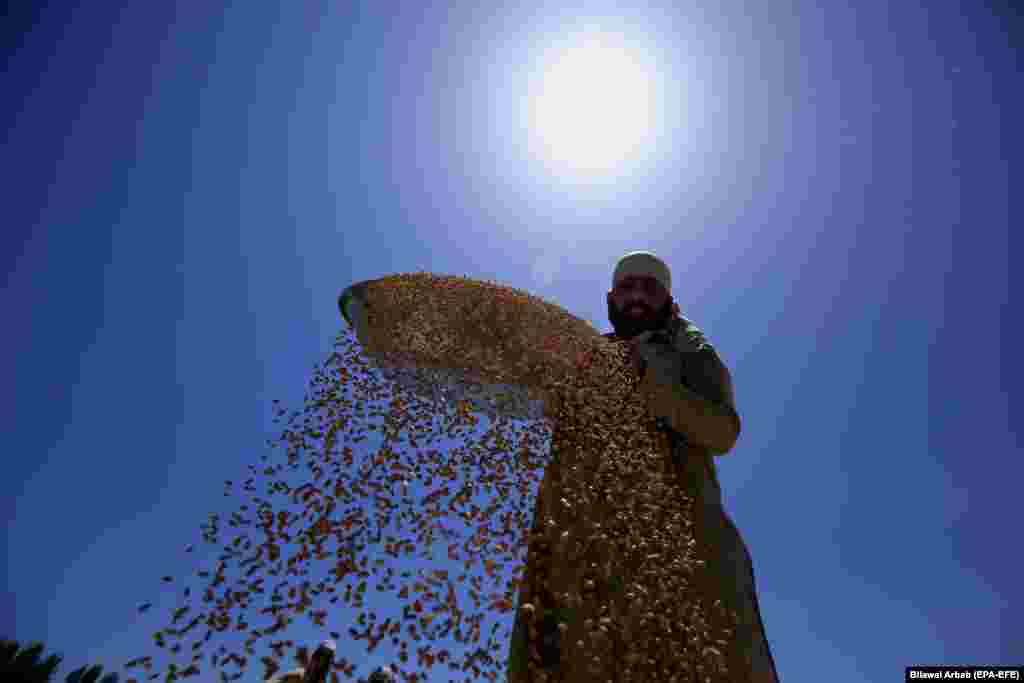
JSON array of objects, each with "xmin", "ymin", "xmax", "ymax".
[{"xmin": 671, "ymin": 316, "xmax": 716, "ymax": 354}]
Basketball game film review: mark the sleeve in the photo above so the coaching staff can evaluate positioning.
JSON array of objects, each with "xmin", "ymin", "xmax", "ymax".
[{"xmin": 639, "ymin": 333, "xmax": 741, "ymax": 455}]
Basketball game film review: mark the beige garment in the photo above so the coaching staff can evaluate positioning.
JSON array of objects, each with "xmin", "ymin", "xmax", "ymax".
[{"xmin": 506, "ymin": 318, "xmax": 778, "ymax": 682}]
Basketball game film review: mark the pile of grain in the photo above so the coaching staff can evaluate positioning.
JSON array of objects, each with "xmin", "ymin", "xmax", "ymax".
[{"xmin": 125, "ymin": 273, "xmax": 741, "ymax": 683}]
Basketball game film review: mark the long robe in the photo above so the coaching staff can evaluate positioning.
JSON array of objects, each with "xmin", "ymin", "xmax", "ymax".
[{"xmin": 505, "ymin": 315, "xmax": 779, "ymax": 682}]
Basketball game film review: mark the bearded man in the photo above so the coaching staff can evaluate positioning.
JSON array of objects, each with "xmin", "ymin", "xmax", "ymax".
[{"xmin": 506, "ymin": 251, "xmax": 780, "ymax": 682}]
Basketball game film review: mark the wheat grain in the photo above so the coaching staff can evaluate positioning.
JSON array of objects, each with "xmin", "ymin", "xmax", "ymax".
[{"xmin": 127, "ymin": 273, "xmax": 742, "ymax": 683}]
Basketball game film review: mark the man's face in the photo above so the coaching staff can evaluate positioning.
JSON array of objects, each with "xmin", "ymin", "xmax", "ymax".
[{"xmin": 606, "ymin": 275, "xmax": 673, "ymax": 340}]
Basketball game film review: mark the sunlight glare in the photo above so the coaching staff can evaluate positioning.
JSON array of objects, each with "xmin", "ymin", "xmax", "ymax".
[{"xmin": 531, "ymin": 36, "xmax": 655, "ymax": 173}]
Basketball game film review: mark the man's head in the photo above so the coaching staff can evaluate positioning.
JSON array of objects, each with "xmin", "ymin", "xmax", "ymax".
[{"xmin": 607, "ymin": 251, "xmax": 677, "ymax": 339}]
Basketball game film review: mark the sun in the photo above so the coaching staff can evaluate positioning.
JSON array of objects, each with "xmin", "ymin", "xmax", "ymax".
[{"xmin": 530, "ymin": 36, "xmax": 654, "ymax": 173}]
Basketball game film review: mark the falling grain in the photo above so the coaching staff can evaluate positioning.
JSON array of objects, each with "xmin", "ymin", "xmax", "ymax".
[{"xmin": 128, "ymin": 272, "xmax": 741, "ymax": 682}]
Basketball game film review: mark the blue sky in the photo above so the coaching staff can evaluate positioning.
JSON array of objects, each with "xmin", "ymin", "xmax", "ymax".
[{"xmin": 2, "ymin": 1, "xmax": 1019, "ymax": 681}]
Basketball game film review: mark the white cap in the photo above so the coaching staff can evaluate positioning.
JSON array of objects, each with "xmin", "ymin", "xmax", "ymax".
[{"xmin": 612, "ymin": 251, "xmax": 671, "ymax": 294}]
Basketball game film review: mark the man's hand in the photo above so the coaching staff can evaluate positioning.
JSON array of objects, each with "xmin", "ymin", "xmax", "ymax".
[
  {"xmin": 627, "ymin": 330, "xmax": 688, "ymax": 387},
  {"xmin": 625, "ymin": 331, "xmax": 656, "ymax": 376},
  {"xmin": 624, "ymin": 306, "xmax": 682, "ymax": 376}
]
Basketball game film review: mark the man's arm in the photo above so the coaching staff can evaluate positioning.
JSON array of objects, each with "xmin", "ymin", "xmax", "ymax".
[{"xmin": 638, "ymin": 348, "xmax": 741, "ymax": 455}]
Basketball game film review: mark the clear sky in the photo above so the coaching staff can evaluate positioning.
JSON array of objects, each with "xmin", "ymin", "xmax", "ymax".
[{"xmin": 2, "ymin": 1, "xmax": 1019, "ymax": 681}]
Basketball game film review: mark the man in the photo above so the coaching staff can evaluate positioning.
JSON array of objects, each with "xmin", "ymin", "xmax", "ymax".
[
  {"xmin": 508, "ymin": 251, "xmax": 779, "ymax": 682},
  {"xmin": 266, "ymin": 640, "xmax": 336, "ymax": 683}
]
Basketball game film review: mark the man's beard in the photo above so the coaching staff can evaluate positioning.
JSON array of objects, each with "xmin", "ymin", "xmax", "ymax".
[{"xmin": 607, "ymin": 296, "xmax": 674, "ymax": 340}]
